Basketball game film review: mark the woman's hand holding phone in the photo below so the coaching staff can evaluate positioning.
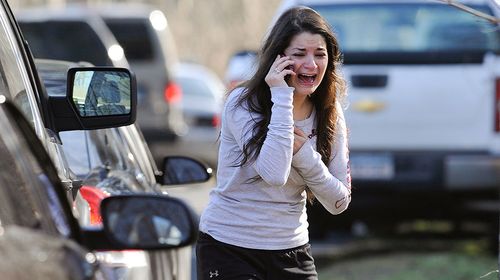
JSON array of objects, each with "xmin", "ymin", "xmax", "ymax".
[{"xmin": 265, "ymin": 54, "xmax": 295, "ymax": 88}]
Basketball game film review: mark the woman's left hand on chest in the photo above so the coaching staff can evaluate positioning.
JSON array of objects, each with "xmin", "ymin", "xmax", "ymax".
[{"xmin": 293, "ymin": 127, "xmax": 308, "ymax": 154}]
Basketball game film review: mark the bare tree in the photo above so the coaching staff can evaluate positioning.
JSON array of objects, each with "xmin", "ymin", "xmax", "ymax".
[{"xmin": 438, "ymin": 0, "xmax": 500, "ymax": 23}]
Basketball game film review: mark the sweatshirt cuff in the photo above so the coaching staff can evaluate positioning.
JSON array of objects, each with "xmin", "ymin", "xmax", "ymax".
[
  {"xmin": 270, "ymin": 87, "xmax": 294, "ymax": 106},
  {"xmin": 270, "ymin": 87, "xmax": 294, "ymax": 124}
]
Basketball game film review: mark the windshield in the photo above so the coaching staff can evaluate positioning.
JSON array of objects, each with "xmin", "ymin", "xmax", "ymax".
[
  {"xmin": 105, "ymin": 19, "xmax": 154, "ymax": 61},
  {"xmin": 19, "ymin": 21, "xmax": 112, "ymax": 66},
  {"xmin": 311, "ymin": 3, "xmax": 500, "ymax": 63}
]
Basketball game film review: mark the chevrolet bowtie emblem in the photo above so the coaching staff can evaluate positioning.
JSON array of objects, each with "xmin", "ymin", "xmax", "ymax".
[{"xmin": 352, "ymin": 99, "xmax": 386, "ymax": 113}]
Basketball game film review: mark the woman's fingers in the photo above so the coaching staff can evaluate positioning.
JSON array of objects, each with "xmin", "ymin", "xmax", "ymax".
[
  {"xmin": 293, "ymin": 127, "xmax": 307, "ymax": 154},
  {"xmin": 265, "ymin": 55, "xmax": 295, "ymax": 87},
  {"xmin": 274, "ymin": 56, "xmax": 294, "ymax": 74},
  {"xmin": 294, "ymin": 127, "xmax": 307, "ymax": 137}
]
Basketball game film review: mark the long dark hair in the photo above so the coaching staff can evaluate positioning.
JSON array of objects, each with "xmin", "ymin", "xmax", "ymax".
[{"xmin": 235, "ymin": 6, "xmax": 346, "ymax": 201}]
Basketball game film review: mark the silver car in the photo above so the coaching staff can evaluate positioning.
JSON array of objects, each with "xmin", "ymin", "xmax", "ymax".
[
  {"xmin": 36, "ymin": 58, "xmax": 212, "ymax": 280},
  {"xmin": 0, "ymin": 0, "xmax": 199, "ymax": 277},
  {"xmin": 174, "ymin": 61, "xmax": 225, "ymax": 167}
]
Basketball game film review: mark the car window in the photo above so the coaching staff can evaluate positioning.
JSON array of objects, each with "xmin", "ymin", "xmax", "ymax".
[
  {"xmin": 97, "ymin": 127, "xmax": 155, "ymax": 190},
  {"xmin": 62, "ymin": 127, "xmax": 153, "ymax": 193},
  {"xmin": 19, "ymin": 21, "xmax": 112, "ymax": 66},
  {"xmin": 105, "ymin": 19, "xmax": 154, "ymax": 61},
  {"xmin": 0, "ymin": 7, "xmax": 42, "ymax": 132},
  {"xmin": 312, "ymin": 3, "xmax": 500, "ymax": 53},
  {"xmin": 0, "ymin": 106, "xmax": 71, "ymax": 237},
  {"xmin": 120, "ymin": 125, "xmax": 157, "ymax": 185}
]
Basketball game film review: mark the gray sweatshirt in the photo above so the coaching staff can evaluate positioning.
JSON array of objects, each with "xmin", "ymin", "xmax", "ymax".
[{"xmin": 199, "ymin": 86, "xmax": 351, "ymax": 250}]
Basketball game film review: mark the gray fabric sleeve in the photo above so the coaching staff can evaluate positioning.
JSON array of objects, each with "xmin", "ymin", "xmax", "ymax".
[
  {"xmin": 291, "ymin": 103, "xmax": 352, "ymax": 214},
  {"xmin": 225, "ymin": 87, "xmax": 295, "ymax": 186}
]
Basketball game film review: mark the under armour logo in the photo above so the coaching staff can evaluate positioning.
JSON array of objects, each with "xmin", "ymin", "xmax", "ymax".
[{"xmin": 209, "ymin": 270, "xmax": 219, "ymax": 278}]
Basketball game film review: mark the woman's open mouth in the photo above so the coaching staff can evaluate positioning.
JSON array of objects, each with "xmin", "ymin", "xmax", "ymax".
[{"xmin": 297, "ymin": 74, "xmax": 317, "ymax": 86}]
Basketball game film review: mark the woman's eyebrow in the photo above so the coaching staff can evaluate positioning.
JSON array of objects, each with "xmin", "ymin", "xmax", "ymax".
[{"xmin": 291, "ymin": 47, "xmax": 327, "ymax": 51}]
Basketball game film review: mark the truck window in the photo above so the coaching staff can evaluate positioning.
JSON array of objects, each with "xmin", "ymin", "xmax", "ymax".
[{"xmin": 312, "ymin": 3, "xmax": 500, "ymax": 64}]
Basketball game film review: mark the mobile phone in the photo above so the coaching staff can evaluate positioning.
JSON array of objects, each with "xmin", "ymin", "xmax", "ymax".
[{"xmin": 281, "ymin": 54, "xmax": 294, "ymax": 71}]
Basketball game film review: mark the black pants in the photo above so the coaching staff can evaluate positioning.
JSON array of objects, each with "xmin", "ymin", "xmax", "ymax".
[{"xmin": 196, "ymin": 232, "xmax": 318, "ymax": 280}]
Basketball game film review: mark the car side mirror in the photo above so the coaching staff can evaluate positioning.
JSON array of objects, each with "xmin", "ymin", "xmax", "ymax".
[
  {"xmin": 49, "ymin": 67, "xmax": 137, "ymax": 132},
  {"xmin": 160, "ymin": 156, "xmax": 213, "ymax": 185},
  {"xmin": 100, "ymin": 195, "xmax": 198, "ymax": 250}
]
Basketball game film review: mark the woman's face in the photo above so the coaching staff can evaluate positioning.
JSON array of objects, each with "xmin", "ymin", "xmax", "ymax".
[{"xmin": 283, "ymin": 32, "xmax": 328, "ymax": 97}]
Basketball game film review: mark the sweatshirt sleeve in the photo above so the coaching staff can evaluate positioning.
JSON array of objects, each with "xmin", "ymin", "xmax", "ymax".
[
  {"xmin": 225, "ymin": 87, "xmax": 295, "ymax": 186},
  {"xmin": 291, "ymin": 102, "xmax": 352, "ymax": 214}
]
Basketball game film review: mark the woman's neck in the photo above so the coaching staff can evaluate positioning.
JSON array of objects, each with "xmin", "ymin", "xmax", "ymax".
[{"xmin": 293, "ymin": 95, "xmax": 313, "ymax": 121}]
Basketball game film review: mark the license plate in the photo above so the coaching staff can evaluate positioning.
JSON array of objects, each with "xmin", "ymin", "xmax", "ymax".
[{"xmin": 350, "ymin": 153, "xmax": 394, "ymax": 180}]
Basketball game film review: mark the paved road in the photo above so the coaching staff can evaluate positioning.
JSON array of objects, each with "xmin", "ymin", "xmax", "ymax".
[{"xmin": 164, "ymin": 175, "xmax": 215, "ymax": 216}]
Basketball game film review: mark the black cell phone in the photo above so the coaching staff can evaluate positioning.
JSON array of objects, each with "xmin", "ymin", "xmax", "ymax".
[
  {"xmin": 281, "ymin": 54, "xmax": 294, "ymax": 71},
  {"xmin": 281, "ymin": 54, "xmax": 294, "ymax": 82}
]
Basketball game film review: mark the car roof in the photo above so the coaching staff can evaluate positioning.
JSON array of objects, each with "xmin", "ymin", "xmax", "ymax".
[
  {"xmin": 176, "ymin": 62, "xmax": 220, "ymax": 80},
  {"xmin": 17, "ymin": 5, "xmax": 129, "ymax": 68},
  {"xmin": 286, "ymin": 0, "xmax": 493, "ymax": 5},
  {"xmin": 175, "ymin": 62, "xmax": 225, "ymax": 94},
  {"xmin": 224, "ymin": 51, "xmax": 258, "ymax": 85},
  {"xmin": 16, "ymin": 4, "xmax": 105, "ymax": 21}
]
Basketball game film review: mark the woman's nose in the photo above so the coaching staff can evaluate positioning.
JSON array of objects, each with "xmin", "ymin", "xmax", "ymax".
[{"xmin": 303, "ymin": 55, "xmax": 317, "ymax": 69}]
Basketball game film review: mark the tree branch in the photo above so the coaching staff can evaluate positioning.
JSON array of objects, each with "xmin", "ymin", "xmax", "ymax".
[{"xmin": 437, "ymin": 0, "xmax": 500, "ymax": 24}]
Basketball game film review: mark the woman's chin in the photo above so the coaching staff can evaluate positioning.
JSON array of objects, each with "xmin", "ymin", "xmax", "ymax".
[{"xmin": 292, "ymin": 84, "xmax": 317, "ymax": 97}]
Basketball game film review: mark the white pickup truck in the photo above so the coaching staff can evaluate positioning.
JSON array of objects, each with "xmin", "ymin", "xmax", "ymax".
[{"xmin": 274, "ymin": 0, "xmax": 500, "ymax": 234}]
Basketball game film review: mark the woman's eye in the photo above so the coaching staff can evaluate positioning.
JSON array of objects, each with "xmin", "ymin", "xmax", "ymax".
[{"xmin": 292, "ymin": 53, "xmax": 305, "ymax": 57}]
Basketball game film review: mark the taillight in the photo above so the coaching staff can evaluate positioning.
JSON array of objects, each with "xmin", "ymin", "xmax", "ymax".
[
  {"xmin": 212, "ymin": 114, "xmax": 221, "ymax": 127},
  {"xmin": 495, "ymin": 78, "xmax": 500, "ymax": 132},
  {"xmin": 164, "ymin": 82, "xmax": 182, "ymax": 104},
  {"xmin": 79, "ymin": 186, "xmax": 110, "ymax": 226}
]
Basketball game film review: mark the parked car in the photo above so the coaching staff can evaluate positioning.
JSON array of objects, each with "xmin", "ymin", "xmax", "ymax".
[
  {"xmin": 0, "ymin": 98, "xmax": 201, "ymax": 280},
  {"xmin": 36, "ymin": 58, "xmax": 212, "ymax": 280},
  {"xmin": 95, "ymin": 3, "xmax": 187, "ymax": 143},
  {"xmin": 0, "ymin": 0, "xmax": 209, "ymax": 278},
  {"xmin": 273, "ymin": 0, "xmax": 500, "ymax": 236},
  {"xmin": 172, "ymin": 61, "xmax": 225, "ymax": 167},
  {"xmin": 224, "ymin": 50, "xmax": 257, "ymax": 91},
  {"xmin": 16, "ymin": 4, "xmax": 128, "ymax": 68},
  {"xmin": 0, "ymin": 2, "xmax": 199, "ymax": 270}
]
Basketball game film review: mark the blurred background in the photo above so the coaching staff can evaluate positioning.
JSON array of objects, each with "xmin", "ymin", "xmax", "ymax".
[
  {"xmin": 11, "ymin": 0, "xmax": 280, "ymax": 77},
  {"xmin": 11, "ymin": 0, "xmax": 500, "ymax": 279}
]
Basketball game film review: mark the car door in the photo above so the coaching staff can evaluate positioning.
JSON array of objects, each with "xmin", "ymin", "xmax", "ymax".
[
  {"xmin": 0, "ymin": 97, "xmax": 203, "ymax": 280},
  {"xmin": 0, "ymin": 98, "xmax": 102, "ymax": 280}
]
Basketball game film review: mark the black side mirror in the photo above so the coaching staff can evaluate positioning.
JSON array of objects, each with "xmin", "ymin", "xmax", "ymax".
[
  {"xmin": 160, "ymin": 156, "xmax": 213, "ymax": 185},
  {"xmin": 49, "ymin": 67, "xmax": 137, "ymax": 132},
  {"xmin": 100, "ymin": 194, "xmax": 198, "ymax": 250}
]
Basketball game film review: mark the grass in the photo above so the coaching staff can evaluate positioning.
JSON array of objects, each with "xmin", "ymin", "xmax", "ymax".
[{"xmin": 317, "ymin": 250, "xmax": 498, "ymax": 280}]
